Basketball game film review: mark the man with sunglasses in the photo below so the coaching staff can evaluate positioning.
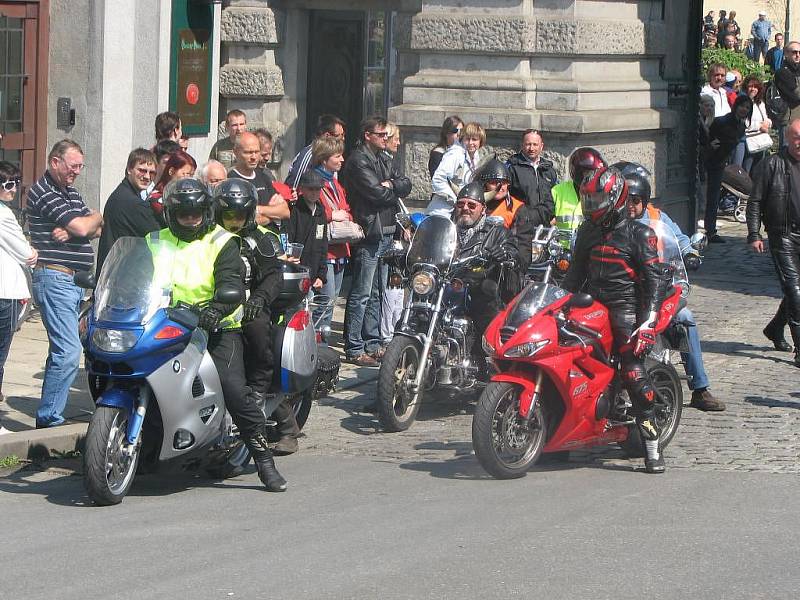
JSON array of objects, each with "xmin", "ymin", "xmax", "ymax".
[
  {"xmin": 26, "ymin": 139, "xmax": 103, "ymax": 428},
  {"xmin": 342, "ymin": 116, "xmax": 411, "ymax": 366},
  {"xmin": 96, "ymin": 148, "xmax": 162, "ymax": 276},
  {"xmin": 617, "ymin": 162, "xmax": 725, "ymax": 413}
]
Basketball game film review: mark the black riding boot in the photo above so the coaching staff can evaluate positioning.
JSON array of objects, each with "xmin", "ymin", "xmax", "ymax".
[
  {"xmin": 764, "ymin": 303, "xmax": 792, "ymax": 352},
  {"xmin": 272, "ymin": 400, "xmax": 300, "ymax": 456},
  {"xmin": 637, "ymin": 416, "xmax": 665, "ymax": 474},
  {"xmin": 245, "ymin": 428, "xmax": 287, "ymax": 492},
  {"xmin": 789, "ymin": 323, "xmax": 800, "ymax": 367}
]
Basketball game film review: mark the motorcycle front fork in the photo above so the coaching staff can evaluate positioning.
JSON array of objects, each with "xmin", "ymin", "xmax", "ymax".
[{"xmin": 411, "ymin": 287, "xmax": 445, "ymax": 392}]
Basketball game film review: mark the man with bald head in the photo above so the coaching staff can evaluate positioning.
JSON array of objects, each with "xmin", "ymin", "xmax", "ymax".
[
  {"xmin": 748, "ymin": 118, "xmax": 800, "ymax": 364},
  {"xmin": 228, "ymin": 131, "xmax": 289, "ymax": 225},
  {"xmin": 506, "ymin": 129, "xmax": 557, "ymax": 226}
]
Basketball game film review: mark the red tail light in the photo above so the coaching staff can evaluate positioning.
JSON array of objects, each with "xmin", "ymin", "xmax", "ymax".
[
  {"xmin": 287, "ymin": 310, "xmax": 310, "ymax": 331},
  {"xmin": 155, "ymin": 325, "xmax": 186, "ymax": 340}
]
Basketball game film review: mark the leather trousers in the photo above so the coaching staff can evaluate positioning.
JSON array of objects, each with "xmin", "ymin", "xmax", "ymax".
[{"xmin": 768, "ymin": 233, "xmax": 800, "ymax": 327}]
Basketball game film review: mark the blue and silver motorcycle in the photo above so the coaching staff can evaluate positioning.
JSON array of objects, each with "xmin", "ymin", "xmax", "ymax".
[{"xmin": 78, "ymin": 237, "xmax": 316, "ymax": 505}]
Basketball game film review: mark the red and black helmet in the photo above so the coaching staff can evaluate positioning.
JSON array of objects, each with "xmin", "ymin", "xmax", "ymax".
[
  {"xmin": 569, "ymin": 147, "xmax": 606, "ymax": 184},
  {"xmin": 580, "ymin": 166, "xmax": 628, "ymax": 227}
]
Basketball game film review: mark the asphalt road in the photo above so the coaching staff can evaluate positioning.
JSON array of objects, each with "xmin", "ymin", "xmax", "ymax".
[{"xmin": 2, "ymin": 456, "xmax": 798, "ymax": 600}]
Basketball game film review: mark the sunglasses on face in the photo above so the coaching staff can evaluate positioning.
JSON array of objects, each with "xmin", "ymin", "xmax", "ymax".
[
  {"xmin": 455, "ymin": 199, "xmax": 482, "ymax": 210},
  {"xmin": 450, "ymin": 127, "xmax": 463, "ymax": 134},
  {"xmin": 1, "ymin": 178, "xmax": 20, "ymax": 192},
  {"xmin": 368, "ymin": 131, "xmax": 389, "ymax": 138}
]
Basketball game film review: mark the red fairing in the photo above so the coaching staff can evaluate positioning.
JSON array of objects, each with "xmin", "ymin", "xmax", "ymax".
[{"xmin": 654, "ymin": 286, "xmax": 682, "ymax": 335}]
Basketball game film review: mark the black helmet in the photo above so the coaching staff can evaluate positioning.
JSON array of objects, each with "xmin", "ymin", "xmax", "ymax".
[
  {"xmin": 476, "ymin": 157, "xmax": 510, "ymax": 184},
  {"xmin": 163, "ymin": 177, "xmax": 214, "ymax": 242},
  {"xmin": 457, "ymin": 181, "xmax": 494, "ymax": 205},
  {"xmin": 213, "ymin": 178, "xmax": 258, "ymax": 234},
  {"xmin": 612, "ymin": 161, "xmax": 652, "ymax": 206},
  {"xmin": 569, "ymin": 147, "xmax": 606, "ymax": 185}
]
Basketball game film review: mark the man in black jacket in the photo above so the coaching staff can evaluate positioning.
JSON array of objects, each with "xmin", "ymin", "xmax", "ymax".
[
  {"xmin": 286, "ymin": 170, "xmax": 328, "ymax": 291},
  {"xmin": 341, "ymin": 116, "xmax": 412, "ymax": 366},
  {"xmin": 748, "ymin": 119, "xmax": 800, "ymax": 365},
  {"xmin": 774, "ymin": 41, "xmax": 800, "ymax": 145},
  {"xmin": 97, "ymin": 148, "xmax": 161, "ymax": 275},
  {"xmin": 506, "ymin": 129, "xmax": 558, "ymax": 225}
]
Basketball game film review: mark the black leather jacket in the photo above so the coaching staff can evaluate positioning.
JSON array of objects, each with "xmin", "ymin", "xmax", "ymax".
[
  {"xmin": 455, "ymin": 217, "xmax": 518, "ymax": 284},
  {"xmin": 747, "ymin": 148, "xmax": 796, "ymax": 242},
  {"xmin": 341, "ymin": 142, "xmax": 410, "ymax": 241},
  {"xmin": 563, "ymin": 217, "xmax": 669, "ymax": 316},
  {"xmin": 506, "ymin": 153, "xmax": 558, "ymax": 226}
]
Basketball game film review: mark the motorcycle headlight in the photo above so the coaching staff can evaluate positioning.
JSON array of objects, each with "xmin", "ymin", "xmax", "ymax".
[
  {"xmin": 481, "ymin": 335, "xmax": 496, "ymax": 356},
  {"xmin": 92, "ymin": 328, "xmax": 141, "ymax": 353},
  {"xmin": 531, "ymin": 243, "xmax": 547, "ymax": 264},
  {"xmin": 411, "ymin": 271, "xmax": 436, "ymax": 296},
  {"xmin": 504, "ymin": 339, "xmax": 549, "ymax": 358}
]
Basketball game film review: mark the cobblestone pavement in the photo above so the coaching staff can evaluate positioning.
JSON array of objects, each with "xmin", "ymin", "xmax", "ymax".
[{"xmin": 302, "ymin": 217, "xmax": 800, "ymax": 473}]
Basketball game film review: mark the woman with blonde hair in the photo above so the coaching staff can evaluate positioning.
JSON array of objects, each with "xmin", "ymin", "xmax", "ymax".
[{"xmin": 427, "ymin": 121, "xmax": 489, "ymax": 216}]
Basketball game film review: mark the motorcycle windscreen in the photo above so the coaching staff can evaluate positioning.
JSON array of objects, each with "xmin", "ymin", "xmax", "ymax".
[
  {"xmin": 647, "ymin": 219, "xmax": 689, "ymax": 297},
  {"xmin": 94, "ymin": 237, "xmax": 175, "ymax": 325},
  {"xmin": 503, "ymin": 282, "xmax": 569, "ymax": 329},
  {"xmin": 406, "ymin": 215, "xmax": 457, "ymax": 271}
]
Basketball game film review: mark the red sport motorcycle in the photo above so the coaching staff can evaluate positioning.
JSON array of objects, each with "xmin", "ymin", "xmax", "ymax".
[{"xmin": 471, "ymin": 221, "xmax": 686, "ymax": 479}]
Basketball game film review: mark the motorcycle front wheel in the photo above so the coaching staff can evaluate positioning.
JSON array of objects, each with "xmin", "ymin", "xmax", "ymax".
[
  {"xmin": 622, "ymin": 360, "xmax": 684, "ymax": 456},
  {"xmin": 472, "ymin": 382, "xmax": 547, "ymax": 479},
  {"xmin": 376, "ymin": 336, "xmax": 424, "ymax": 432},
  {"xmin": 83, "ymin": 406, "xmax": 140, "ymax": 505}
]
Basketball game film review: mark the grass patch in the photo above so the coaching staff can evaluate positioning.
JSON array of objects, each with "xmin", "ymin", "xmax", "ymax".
[{"xmin": 0, "ymin": 455, "xmax": 20, "ymax": 468}]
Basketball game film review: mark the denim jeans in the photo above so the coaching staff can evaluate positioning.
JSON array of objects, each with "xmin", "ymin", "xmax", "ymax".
[
  {"xmin": 676, "ymin": 307, "xmax": 710, "ymax": 391},
  {"xmin": 312, "ymin": 261, "xmax": 345, "ymax": 340},
  {"xmin": 753, "ymin": 39, "xmax": 769, "ymax": 64},
  {"xmin": 704, "ymin": 166, "xmax": 725, "ymax": 236},
  {"xmin": 344, "ymin": 235, "xmax": 392, "ymax": 357},
  {"xmin": 31, "ymin": 268, "xmax": 83, "ymax": 427},
  {"xmin": 0, "ymin": 298, "xmax": 21, "ymax": 390}
]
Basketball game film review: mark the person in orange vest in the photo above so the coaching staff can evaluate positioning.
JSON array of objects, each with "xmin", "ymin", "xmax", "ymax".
[
  {"xmin": 616, "ymin": 161, "xmax": 725, "ymax": 413},
  {"xmin": 475, "ymin": 157, "xmax": 534, "ymax": 301}
]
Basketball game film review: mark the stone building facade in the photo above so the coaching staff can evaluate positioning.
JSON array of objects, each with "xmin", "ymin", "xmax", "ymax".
[{"xmin": 220, "ymin": 0, "xmax": 703, "ymax": 228}]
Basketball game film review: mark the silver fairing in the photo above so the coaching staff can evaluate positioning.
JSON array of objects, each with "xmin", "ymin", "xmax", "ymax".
[{"xmin": 147, "ymin": 329, "xmax": 226, "ymax": 461}]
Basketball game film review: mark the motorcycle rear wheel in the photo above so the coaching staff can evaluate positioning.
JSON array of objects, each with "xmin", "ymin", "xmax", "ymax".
[
  {"xmin": 622, "ymin": 360, "xmax": 684, "ymax": 456},
  {"xmin": 472, "ymin": 382, "xmax": 547, "ymax": 479},
  {"xmin": 291, "ymin": 388, "xmax": 313, "ymax": 430},
  {"xmin": 377, "ymin": 336, "xmax": 424, "ymax": 432},
  {"xmin": 83, "ymin": 406, "xmax": 140, "ymax": 506}
]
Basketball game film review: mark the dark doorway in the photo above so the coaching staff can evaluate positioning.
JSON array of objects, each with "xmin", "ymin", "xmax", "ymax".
[{"xmin": 306, "ymin": 11, "xmax": 364, "ymax": 152}]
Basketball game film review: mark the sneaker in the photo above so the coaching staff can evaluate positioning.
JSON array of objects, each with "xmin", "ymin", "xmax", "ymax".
[
  {"xmin": 370, "ymin": 346, "xmax": 388, "ymax": 361},
  {"xmin": 708, "ymin": 234, "xmax": 726, "ymax": 244},
  {"xmin": 347, "ymin": 354, "xmax": 379, "ymax": 367},
  {"xmin": 690, "ymin": 388, "xmax": 726, "ymax": 411}
]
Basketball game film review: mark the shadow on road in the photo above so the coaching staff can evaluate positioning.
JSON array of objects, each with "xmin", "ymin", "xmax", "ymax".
[{"xmin": 744, "ymin": 395, "xmax": 800, "ymax": 410}]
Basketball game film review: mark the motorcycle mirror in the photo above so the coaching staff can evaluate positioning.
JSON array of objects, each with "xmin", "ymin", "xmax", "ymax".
[
  {"xmin": 565, "ymin": 292, "xmax": 593, "ymax": 310},
  {"xmin": 395, "ymin": 212, "xmax": 412, "ymax": 228},
  {"xmin": 689, "ymin": 232, "xmax": 707, "ymax": 252},
  {"xmin": 73, "ymin": 271, "xmax": 96, "ymax": 290},
  {"xmin": 214, "ymin": 286, "xmax": 244, "ymax": 305},
  {"xmin": 486, "ymin": 215, "xmax": 505, "ymax": 228}
]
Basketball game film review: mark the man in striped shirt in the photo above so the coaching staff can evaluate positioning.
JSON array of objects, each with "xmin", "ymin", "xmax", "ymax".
[{"xmin": 27, "ymin": 139, "xmax": 103, "ymax": 428}]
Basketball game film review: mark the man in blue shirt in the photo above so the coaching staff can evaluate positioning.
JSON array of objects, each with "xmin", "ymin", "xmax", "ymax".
[
  {"xmin": 751, "ymin": 12, "xmax": 773, "ymax": 64},
  {"xmin": 615, "ymin": 162, "xmax": 726, "ymax": 412},
  {"xmin": 766, "ymin": 33, "xmax": 785, "ymax": 72}
]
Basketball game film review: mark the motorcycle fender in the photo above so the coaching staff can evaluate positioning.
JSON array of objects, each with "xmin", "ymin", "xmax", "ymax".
[
  {"xmin": 96, "ymin": 388, "xmax": 138, "ymax": 444},
  {"xmin": 394, "ymin": 330, "xmax": 426, "ymax": 346},
  {"xmin": 490, "ymin": 373, "xmax": 537, "ymax": 418}
]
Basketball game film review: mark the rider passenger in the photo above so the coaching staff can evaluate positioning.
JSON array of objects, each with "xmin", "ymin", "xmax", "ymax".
[
  {"xmin": 148, "ymin": 178, "xmax": 287, "ymax": 491},
  {"xmin": 562, "ymin": 167, "xmax": 671, "ymax": 474},
  {"xmin": 213, "ymin": 179, "xmax": 301, "ymax": 456},
  {"xmin": 551, "ymin": 147, "xmax": 606, "ymax": 244}
]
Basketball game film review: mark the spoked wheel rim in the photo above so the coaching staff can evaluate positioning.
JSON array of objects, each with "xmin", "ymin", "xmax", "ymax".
[
  {"xmin": 651, "ymin": 368, "xmax": 679, "ymax": 443},
  {"xmin": 392, "ymin": 344, "xmax": 421, "ymax": 419},
  {"xmin": 105, "ymin": 412, "xmax": 137, "ymax": 495},
  {"xmin": 491, "ymin": 387, "xmax": 545, "ymax": 469}
]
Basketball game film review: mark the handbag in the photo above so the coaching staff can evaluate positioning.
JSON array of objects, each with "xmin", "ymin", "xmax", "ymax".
[
  {"xmin": 745, "ymin": 131, "xmax": 772, "ymax": 154},
  {"xmin": 327, "ymin": 220, "xmax": 364, "ymax": 244}
]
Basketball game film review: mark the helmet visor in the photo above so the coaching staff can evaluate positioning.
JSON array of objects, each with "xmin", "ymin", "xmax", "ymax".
[{"xmin": 581, "ymin": 190, "xmax": 610, "ymax": 221}]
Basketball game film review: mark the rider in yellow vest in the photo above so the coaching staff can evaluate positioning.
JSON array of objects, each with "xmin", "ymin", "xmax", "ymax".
[
  {"xmin": 552, "ymin": 147, "xmax": 607, "ymax": 246},
  {"xmin": 149, "ymin": 177, "xmax": 287, "ymax": 492}
]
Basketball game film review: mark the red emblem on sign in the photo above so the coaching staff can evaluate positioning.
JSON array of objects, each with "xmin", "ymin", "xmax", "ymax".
[{"xmin": 185, "ymin": 83, "xmax": 200, "ymax": 105}]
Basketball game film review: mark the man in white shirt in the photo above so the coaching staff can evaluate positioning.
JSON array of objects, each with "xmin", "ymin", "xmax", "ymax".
[{"xmin": 700, "ymin": 62, "xmax": 732, "ymax": 118}]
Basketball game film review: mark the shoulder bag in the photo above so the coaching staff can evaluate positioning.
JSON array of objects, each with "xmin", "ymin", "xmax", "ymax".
[
  {"xmin": 320, "ymin": 185, "xmax": 364, "ymax": 244},
  {"xmin": 745, "ymin": 104, "xmax": 773, "ymax": 154}
]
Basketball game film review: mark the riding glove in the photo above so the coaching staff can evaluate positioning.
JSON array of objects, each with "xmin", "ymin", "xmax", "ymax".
[
  {"xmin": 243, "ymin": 297, "xmax": 264, "ymax": 322},
  {"xmin": 198, "ymin": 306, "xmax": 223, "ymax": 332},
  {"xmin": 485, "ymin": 245, "xmax": 510, "ymax": 263},
  {"xmin": 632, "ymin": 311, "xmax": 658, "ymax": 357}
]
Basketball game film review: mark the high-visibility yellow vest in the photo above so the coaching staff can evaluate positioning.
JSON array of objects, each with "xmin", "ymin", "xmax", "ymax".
[
  {"xmin": 552, "ymin": 181, "xmax": 583, "ymax": 234},
  {"xmin": 147, "ymin": 226, "xmax": 243, "ymax": 330}
]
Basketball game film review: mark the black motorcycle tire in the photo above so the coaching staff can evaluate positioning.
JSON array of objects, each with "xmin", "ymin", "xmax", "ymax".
[
  {"xmin": 472, "ymin": 382, "xmax": 548, "ymax": 479},
  {"xmin": 83, "ymin": 406, "xmax": 141, "ymax": 506},
  {"xmin": 291, "ymin": 388, "xmax": 313, "ymax": 430},
  {"xmin": 377, "ymin": 336, "xmax": 424, "ymax": 432},
  {"xmin": 622, "ymin": 360, "xmax": 684, "ymax": 457}
]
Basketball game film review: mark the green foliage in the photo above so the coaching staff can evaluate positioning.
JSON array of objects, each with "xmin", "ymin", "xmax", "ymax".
[
  {"xmin": 0, "ymin": 455, "xmax": 20, "ymax": 468},
  {"xmin": 701, "ymin": 48, "xmax": 771, "ymax": 82}
]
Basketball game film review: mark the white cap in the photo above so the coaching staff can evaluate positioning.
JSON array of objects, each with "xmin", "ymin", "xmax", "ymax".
[{"xmin": 758, "ymin": 11, "xmax": 767, "ymax": 16}]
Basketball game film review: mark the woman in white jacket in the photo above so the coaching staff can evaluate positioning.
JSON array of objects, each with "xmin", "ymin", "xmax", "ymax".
[
  {"xmin": 742, "ymin": 75, "xmax": 772, "ymax": 174},
  {"xmin": 0, "ymin": 162, "xmax": 37, "ymax": 433},
  {"xmin": 427, "ymin": 122, "xmax": 489, "ymax": 217}
]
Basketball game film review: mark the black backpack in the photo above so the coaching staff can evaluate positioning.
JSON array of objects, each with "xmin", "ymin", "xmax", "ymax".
[{"xmin": 765, "ymin": 80, "xmax": 790, "ymax": 125}]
